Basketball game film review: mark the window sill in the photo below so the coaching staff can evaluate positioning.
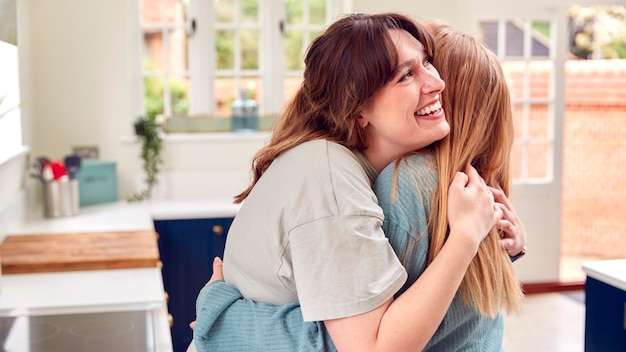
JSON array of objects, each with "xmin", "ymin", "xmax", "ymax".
[
  {"xmin": 121, "ymin": 130, "xmax": 271, "ymax": 144},
  {"xmin": 162, "ymin": 115, "xmax": 276, "ymax": 134}
]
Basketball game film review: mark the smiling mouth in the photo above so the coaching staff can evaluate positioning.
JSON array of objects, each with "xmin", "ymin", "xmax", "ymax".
[{"xmin": 416, "ymin": 101, "xmax": 442, "ymax": 116}]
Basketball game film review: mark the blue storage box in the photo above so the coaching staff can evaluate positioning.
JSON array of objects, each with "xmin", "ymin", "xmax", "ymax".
[{"xmin": 76, "ymin": 160, "xmax": 118, "ymax": 206}]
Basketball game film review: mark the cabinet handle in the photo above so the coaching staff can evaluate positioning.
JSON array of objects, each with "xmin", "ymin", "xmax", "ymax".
[
  {"xmin": 213, "ymin": 225, "xmax": 224, "ymax": 236},
  {"xmin": 168, "ymin": 314, "xmax": 174, "ymax": 327},
  {"xmin": 157, "ymin": 260, "xmax": 163, "ymax": 269},
  {"xmin": 164, "ymin": 291, "xmax": 169, "ymax": 303}
]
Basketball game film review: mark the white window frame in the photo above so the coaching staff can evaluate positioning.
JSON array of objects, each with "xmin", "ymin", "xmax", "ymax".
[
  {"xmin": 484, "ymin": 18, "xmax": 557, "ymax": 185},
  {"xmin": 185, "ymin": 0, "xmax": 341, "ymax": 117}
]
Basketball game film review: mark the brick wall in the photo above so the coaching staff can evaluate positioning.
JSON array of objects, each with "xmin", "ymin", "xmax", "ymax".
[{"xmin": 561, "ymin": 60, "xmax": 626, "ymax": 257}]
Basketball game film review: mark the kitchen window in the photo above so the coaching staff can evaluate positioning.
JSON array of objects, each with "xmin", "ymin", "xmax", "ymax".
[
  {"xmin": 139, "ymin": 0, "xmax": 340, "ymax": 132},
  {"xmin": 0, "ymin": 39, "xmax": 23, "ymax": 163},
  {"xmin": 479, "ymin": 18, "xmax": 556, "ymax": 184}
]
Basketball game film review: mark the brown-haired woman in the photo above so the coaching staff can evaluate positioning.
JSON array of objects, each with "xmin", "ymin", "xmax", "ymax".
[{"xmin": 189, "ymin": 14, "xmax": 523, "ymax": 352}]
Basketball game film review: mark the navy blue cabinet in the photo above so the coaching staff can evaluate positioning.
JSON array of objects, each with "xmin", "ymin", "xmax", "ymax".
[
  {"xmin": 154, "ymin": 217, "xmax": 234, "ymax": 352},
  {"xmin": 584, "ymin": 276, "xmax": 626, "ymax": 351}
]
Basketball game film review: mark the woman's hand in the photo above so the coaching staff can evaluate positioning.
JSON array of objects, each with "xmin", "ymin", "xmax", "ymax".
[
  {"xmin": 209, "ymin": 257, "xmax": 225, "ymax": 281},
  {"xmin": 447, "ymin": 166, "xmax": 502, "ymax": 249},
  {"xmin": 490, "ymin": 186, "xmax": 527, "ymax": 257},
  {"xmin": 190, "ymin": 257, "xmax": 226, "ymax": 331}
]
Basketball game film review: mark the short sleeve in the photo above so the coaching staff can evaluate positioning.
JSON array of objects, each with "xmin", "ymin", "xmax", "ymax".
[{"xmin": 289, "ymin": 215, "xmax": 407, "ymax": 322}]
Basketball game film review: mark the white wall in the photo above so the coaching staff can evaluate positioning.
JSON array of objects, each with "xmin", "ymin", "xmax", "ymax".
[{"xmin": 352, "ymin": 0, "xmax": 474, "ymax": 33}]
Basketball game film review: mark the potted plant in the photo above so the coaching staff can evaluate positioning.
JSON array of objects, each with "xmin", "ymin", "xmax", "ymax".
[{"xmin": 128, "ymin": 115, "xmax": 163, "ymax": 202}]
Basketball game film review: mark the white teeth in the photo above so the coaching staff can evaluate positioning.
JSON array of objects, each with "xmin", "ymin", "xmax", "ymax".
[{"xmin": 416, "ymin": 101, "xmax": 442, "ymax": 116}]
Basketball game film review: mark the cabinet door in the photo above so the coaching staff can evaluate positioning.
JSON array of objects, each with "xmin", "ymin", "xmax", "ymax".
[
  {"xmin": 154, "ymin": 218, "xmax": 233, "ymax": 352},
  {"xmin": 584, "ymin": 277, "xmax": 626, "ymax": 351}
]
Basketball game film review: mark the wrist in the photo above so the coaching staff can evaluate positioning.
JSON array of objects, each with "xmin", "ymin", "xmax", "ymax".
[{"xmin": 509, "ymin": 246, "xmax": 527, "ymax": 262}]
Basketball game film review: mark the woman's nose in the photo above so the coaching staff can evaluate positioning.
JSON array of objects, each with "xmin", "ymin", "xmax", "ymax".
[{"xmin": 421, "ymin": 69, "xmax": 445, "ymax": 95}]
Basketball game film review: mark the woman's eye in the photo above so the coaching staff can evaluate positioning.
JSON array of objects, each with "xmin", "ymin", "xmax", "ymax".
[
  {"xmin": 399, "ymin": 70, "xmax": 413, "ymax": 82},
  {"xmin": 424, "ymin": 57, "xmax": 434, "ymax": 67}
]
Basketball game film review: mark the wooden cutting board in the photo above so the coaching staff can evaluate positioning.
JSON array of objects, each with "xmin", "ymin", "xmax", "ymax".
[{"xmin": 0, "ymin": 230, "xmax": 160, "ymax": 274}]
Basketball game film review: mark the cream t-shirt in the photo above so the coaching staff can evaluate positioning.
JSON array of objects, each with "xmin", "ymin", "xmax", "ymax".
[{"xmin": 223, "ymin": 139, "xmax": 407, "ymax": 322}]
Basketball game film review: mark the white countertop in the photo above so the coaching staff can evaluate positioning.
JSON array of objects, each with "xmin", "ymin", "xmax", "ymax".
[
  {"xmin": 582, "ymin": 259, "xmax": 626, "ymax": 292},
  {"xmin": 0, "ymin": 191, "xmax": 241, "ymax": 351},
  {"xmin": 2, "ymin": 191, "xmax": 240, "ymax": 236},
  {"xmin": 0, "ymin": 268, "xmax": 166, "ymax": 316}
]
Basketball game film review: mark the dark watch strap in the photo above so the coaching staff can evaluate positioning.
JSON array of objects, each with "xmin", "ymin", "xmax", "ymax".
[{"xmin": 510, "ymin": 246, "xmax": 527, "ymax": 262}]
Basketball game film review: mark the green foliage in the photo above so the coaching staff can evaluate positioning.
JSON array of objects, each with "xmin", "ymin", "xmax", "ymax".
[
  {"xmin": 128, "ymin": 115, "xmax": 163, "ymax": 202},
  {"xmin": 569, "ymin": 5, "xmax": 626, "ymax": 59},
  {"xmin": 143, "ymin": 76, "xmax": 189, "ymax": 119}
]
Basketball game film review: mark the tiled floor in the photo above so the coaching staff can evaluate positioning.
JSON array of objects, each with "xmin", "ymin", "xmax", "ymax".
[
  {"xmin": 502, "ymin": 291, "xmax": 586, "ymax": 352},
  {"xmin": 501, "ymin": 255, "xmax": 593, "ymax": 352}
]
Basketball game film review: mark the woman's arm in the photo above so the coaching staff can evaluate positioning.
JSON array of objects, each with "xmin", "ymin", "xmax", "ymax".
[
  {"xmin": 324, "ymin": 166, "xmax": 502, "ymax": 352},
  {"xmin": 193, "ymin": 166, "xmax": 514, "ymax": 352},
  {"xmin": 193, "ymin": 258, "xmax": 336, "ymax": 352}
]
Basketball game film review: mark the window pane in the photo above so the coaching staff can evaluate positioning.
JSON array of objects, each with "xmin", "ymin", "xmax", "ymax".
[
  {"xmin": 531, "ymin": 20, "xmax": 551, "ymax": 58},
  {"xmin": 529, "ymin": 60, "xmax": 551, "ymax": 99},
  {"xmin": 510, "ymin": 143, "xmax": 523, "ymax": 179},
  {"xmin": 0, "ymin": 41, "xmax": 22, "ymax": 158},
  {"xmin": 241, "ymin": 29, "xmax": 259, "ymax": 70},
  {"xmin": 144, "ymin": 76, "xmax": 165, "ymax": 118},
  {"xmin": 166, "ymin": 28, "xmax": 189, "ymax": 72},
  {"xmin": 310, "ymin": 0, "xmax": 326, "ymax": 25},
  {"xmin": 141, "ymin": 0, "xmax": 165, "ymax": 23},
  {"xmin": 216, "ymin": 0, "xmax": 235, "ymax": 23},
  {"xmin": 283, "ymin": 77, "xmax": 302, "ymax": 103},
  {"xmin": 214, "ymin": 78, "xmax": 235, "ymax": 116},
  {"xmin": 505, "ymin": 20, "xmax": 524, "ymax": 58},
  {"xmin": 311, "ymin": 29, "xmax": 323, "ymax": 41},
  {"xmin": 143, "ymin": 30, "xmax": 164, "ymax": 71},
  {"xmin": 286, "ymin": 0, "xmax": 303, "ymax": 24},
  {"xmin": 216, "ymin": 30, "xmax": 235, "ymax": 70},
  {"xmin": 479, "ymin": 21, "xmax": 499, "ymax": 54},
  {"xmin": 512, "ymin": 103, "xmax": 524, "ymax": 140},
  {"xmin": 528, "ymin": 142, "xmax": 550, "ymax": 179},
  {"xmin": 214, "ymin": 78, "xmax": 259, "ymax": 117},
  {"xmin": 502, "ymin": 61, "xmax": 526, "ymax": 100},
  {"xmin": 241, "ymin": 0, "xmax": 258, "ymax": 23},
  {"xmin": 285, "ymin": 30, "xmax": 304, "ymax": 71},
  {"xmin": 168, "ymin": 77, "xmax": 190, "ymax": 115},
  {"xmin": 529, "ymin": 103, "xmax": 550, "ymax": 140}
]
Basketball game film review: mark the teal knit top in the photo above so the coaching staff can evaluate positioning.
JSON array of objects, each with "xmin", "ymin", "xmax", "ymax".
[{"xmin": 193, "ymin": 152, "xmax": 504, "ymax": 352}]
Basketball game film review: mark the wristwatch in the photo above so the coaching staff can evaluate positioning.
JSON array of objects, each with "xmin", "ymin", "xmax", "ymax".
[{"xmin": 509, "ymin": 246, "xmax": 527, "ymax": 262}]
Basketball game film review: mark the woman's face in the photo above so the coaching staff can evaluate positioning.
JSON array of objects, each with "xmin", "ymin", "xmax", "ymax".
[{"xmin": 359, "ymin": 29, "xmax": 450, "ymax": 171}]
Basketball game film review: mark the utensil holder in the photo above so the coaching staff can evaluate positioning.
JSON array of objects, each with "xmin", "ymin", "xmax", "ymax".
[{"xmin": 43, "ymin": 179, "xmax": 80, "ymax": 217}]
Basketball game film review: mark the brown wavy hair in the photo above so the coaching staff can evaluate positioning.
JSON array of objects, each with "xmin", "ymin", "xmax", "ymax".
[
  {"xmin": 425, "ymin": 22, "xmax": 523, "ymax": 316},
  {"xmin": 234, "ymin": 13, "xmax": 435, "ymax": 203}
]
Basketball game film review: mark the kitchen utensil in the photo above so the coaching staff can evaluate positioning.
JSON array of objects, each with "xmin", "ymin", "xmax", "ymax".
[
  {"xmin": 36, "ymin": 156, "xmax": 51, "ymax": 173},
  {"xmin": 41, "ymin": 164, "xmax": 54, "ymax": 182},
  {"xmin": 49, "ymin": 161, "xmax": 67, "ymax": 180},
  {"xmin": 64, "ymin": 154, "xmax": 82, "ymax": 179}
]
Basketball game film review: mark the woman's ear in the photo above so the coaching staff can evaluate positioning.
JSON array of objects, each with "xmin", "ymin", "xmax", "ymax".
[{"xmin": 357, "ymin": 115, "xmax": 369, "ymax": 128}]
